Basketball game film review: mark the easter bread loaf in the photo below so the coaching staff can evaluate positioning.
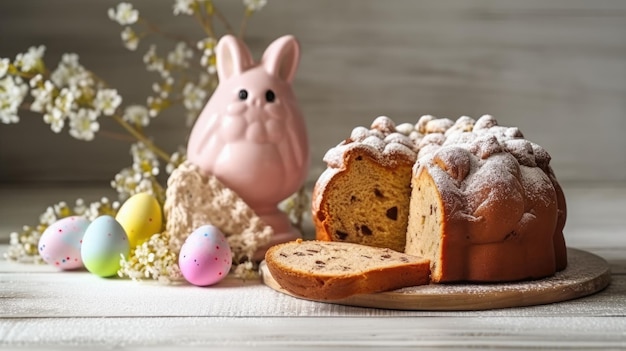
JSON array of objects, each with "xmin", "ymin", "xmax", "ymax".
[
  {"xmin": 264, "ymin": 240, "xmax": 430, "ymax": 300},
  {"xmin": 313, "ymin": 115, "xmax": 567, "ymax": 283}
]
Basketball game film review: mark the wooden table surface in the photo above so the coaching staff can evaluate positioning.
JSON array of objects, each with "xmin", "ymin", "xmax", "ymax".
[{"xmin": 1, "ymin": 183, "xmax": 625, "ymax": 350}]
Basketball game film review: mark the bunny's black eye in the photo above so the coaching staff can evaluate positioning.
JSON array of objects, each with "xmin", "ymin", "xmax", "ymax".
[
  {"xmin": 265, "ymin": 90, "xmax": 276, "ymax": 103},
  {"xmin": 238, "ymin": 89, "xmax": 248, "ymax": 100}
]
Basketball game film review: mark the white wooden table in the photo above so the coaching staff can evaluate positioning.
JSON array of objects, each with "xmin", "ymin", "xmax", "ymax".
[{"xmin": 1, "ymin": 183, "xmax": 625, "ymax": 350}]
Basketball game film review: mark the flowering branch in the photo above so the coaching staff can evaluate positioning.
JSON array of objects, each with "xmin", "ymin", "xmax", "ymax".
[{"xmin": 1, "ymin": 0, "xmax": 311, "ymax": 284}]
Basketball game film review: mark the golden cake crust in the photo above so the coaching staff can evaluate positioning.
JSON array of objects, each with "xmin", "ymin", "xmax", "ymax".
[{"xmin": 406, "ymin": 115, "xmax": 567, "ymax": 282}]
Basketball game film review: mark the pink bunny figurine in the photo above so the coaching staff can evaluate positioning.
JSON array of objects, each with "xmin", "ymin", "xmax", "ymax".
[{"xmin": 187, "ymin": 35, "xmax": 310, "ymax": 259}]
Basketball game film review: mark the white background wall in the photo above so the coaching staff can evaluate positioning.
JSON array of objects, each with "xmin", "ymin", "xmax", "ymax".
[{"xmin": 1, "ymin": 0, "xmax": 625, "ymax": 185}]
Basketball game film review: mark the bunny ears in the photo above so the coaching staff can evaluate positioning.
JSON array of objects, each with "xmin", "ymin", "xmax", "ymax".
[{"xmin": 216, "ymin": 35, "xmax": 301, "ymax": 83}]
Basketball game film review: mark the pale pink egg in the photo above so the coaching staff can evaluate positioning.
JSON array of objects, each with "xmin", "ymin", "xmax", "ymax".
[
  {"xmin": 38, "ymin": 216, "xmax": 90, "ymax": 270},
  {"xmin": 179, "ymin": 225, "xmax": 232, "ymax": 286}
]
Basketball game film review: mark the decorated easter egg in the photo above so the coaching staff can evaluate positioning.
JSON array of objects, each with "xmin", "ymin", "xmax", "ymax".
[
  {"xmin": 179, "ymin": 225, "xmax": 232, "ymax": 286},
  {"xmin": 115, "ymin": 192, "xmax": 162, "ymax": 248},
  {"xmin": 81, "ymin": 215, "xmax": 130, "ymax": 277},
  {"xmin": 38, "ymin": 216, "xmax": 90, "ymax": 270}
]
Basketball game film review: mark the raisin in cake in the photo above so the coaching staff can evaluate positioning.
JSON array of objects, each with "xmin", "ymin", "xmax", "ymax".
[
  {"xmin": 265, "ymin": 239, "xmax": 430, "ymax": 300},
  {"xmin": 407, "ymin": 115, "xmax": 567, "ymax": 282},
  {"xmin": 312, "ymin": 116, "xmax": 418, "ymax": 252}
]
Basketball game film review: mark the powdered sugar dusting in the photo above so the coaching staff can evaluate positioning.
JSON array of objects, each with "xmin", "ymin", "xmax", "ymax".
[{"xmin": 322, "ymin": 116, "xmax": 419, "ymax": 169}]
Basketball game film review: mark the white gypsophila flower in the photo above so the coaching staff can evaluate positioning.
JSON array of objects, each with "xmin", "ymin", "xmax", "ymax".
[
  {"xmin": 53, "ymin": 201, "xmax": 71, "ymax": 217},
  {"xmin": 143, "ymin": 45, "xmax": 168, "ymax": 77},
  {"xmin": 0, "ymin": 76, "xmax": 27, "ymax": 124},
  {"xmin": 43, "ymin": 109, "xmax": 65, "ymax": 133},
  {"xmin": 196, "ymin": 37, "xmax": 216, "ymax": 51},
  {"xmin": 200, "ymin": 49, "xmax": 217, "ymax": 75},
  {"xmin": 29, "ymin": 74, "xmax": 42, "ymax": 88},
  {"xmin": 243, "ymin": 0, "xmax": 267, "ymax": 12},
  {"xmin": 42, "ymin": 87, "xmax": 74, "ymax": 132},
  {"xmin": 131, "ymin": 142, "xmax": 159, "ymax": 176},
  {"xmin": 73, "ymin": 198, "xmax": 87, "ymax": 216},
  {"xmin": 173, "ymin": 0, "xmax": 195, "ymax": 15},
  {"xmin": 54, "ymin": 87, "xmax": 75, "ymax": 113},
  {"xmin": 121, "ymin": 27, "xmax": 140, "ymax": 51},
  {"xmin": 29, "ymin": 77, "xmax": 55, "ymax": 113},
  {"xmin": 108, "ymin": 2, "xmax": 139, "ymax": 25},
  {"xmin": 135, "ymin": 178, "xmax": 158, "ymax": 196},
  {"xmin": 0, "ymin": 58, "xmax": 10, "ymax": 78},
  {"xmin": 165, "ymin": 149, "xmax": 185, "ymax": 174},
  {"xmin": 152, "ymin": 76, "xmax": 174, "ymax": 99},
  {"xmin": 69, "ymin": 108, "xmax": 100, "ymax": 141},
  {"xmin": 167, "ymin": 42, "xmax": 193, "ymax": 68},
  {"xmin": 111, "ymin": 167, "xmax": 139, "ymax": 201},
  {"xmin": 123, "ymin": 104, "xmax": 150, "ymax": 126},
  {"xmin": 84, "ymin": 197, "xmax": 120, "ymax": 220},
  {"xmin": 14, "ymin": 45, "xmax": 45, "ymax": 73},
  {"xmin": 94, "ymin": 89, "xmax": 122, "ymax": 116},
  {"xmin": 39, "ymin": 206, "xmax": 57, "ymax": 226},
  {"xmin": 51, "ymin": 53, "xmax": 93, "ymax": 88},
  {"xmin": 182, "ymin": 82, "xmax": 207, "ymax": 111},
  {"xmin": 146, "ymin": 96, "xmax": 163, "ymax": 117}
]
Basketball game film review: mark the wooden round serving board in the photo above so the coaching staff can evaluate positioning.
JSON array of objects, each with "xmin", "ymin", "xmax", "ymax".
[{"xmin": 260, "ymin": 248, "xmax": 611, "ymax": 311}]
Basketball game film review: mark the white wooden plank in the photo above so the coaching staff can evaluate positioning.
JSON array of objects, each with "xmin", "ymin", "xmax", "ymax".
[
  {"xmin": 0, "ymin": 266, "xmax": 624, "ymax": 318},
  {"xmin": 1, "ymin": 316, "xmax": 625, "ymax": 350}
]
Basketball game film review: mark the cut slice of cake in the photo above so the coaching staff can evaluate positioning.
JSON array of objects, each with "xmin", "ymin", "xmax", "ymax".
[
  {"xmin": 312, "ymin": 116, "xmax": 419, "ymax": 252},
  {"xmin": 265, "ymin": 240, "xmax": 430, "ymax": 300}
]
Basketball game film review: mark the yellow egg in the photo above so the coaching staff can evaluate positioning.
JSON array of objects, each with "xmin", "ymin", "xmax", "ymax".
[{"xmin": 115, "ymin": 192, "xmax": 162, "ymax": 248}]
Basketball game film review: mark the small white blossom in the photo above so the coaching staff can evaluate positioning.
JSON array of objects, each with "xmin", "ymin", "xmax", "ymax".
[
  {"xmin": 84, "ymin": 197, "xmax": 120, "ymax": 220},
  {"xmin": 143, "ymin": 45, "xmax": 168, "ymax": 77},
  {"xmin": 167, "ymin": 42, "xmax": 193, "ymax": 68},
  {"xmin": 166, "ymin": 148, "xmax": 186, "ymax": 174},
  {"xmin": 14, "ymin": 45, "xmax": 45, "ymax": 73},
  {"xmin": 121, "ymin": 27, "xmax": 140, "ymax": 51},
  {"xmin": 131, "ymin": 142, "xmax": 159, "ymax": 176},
  {"xmin": 39, "ymin": 206, "xmax": 57, "ymax": 226},
  {"xmin": 54, "ymin": 88, "xmax": 75, "ymax": 113},
  {"xmin": 94, "ymin": 89, "xmax": 122, "ymax": 115},
  {"xmin": 152, "ymin": 76, "xmax": 173, "ymax": 99},
  {"xmin": 123, "ymin": 104, "xmax": 150, "ymax": 126},
  {"xmin": 52, "ymin": 201, "xmax": 71, "ymax": 218},
  {"xmin": 73, "ymin": 198, "xmax": 87, "ymax": 216},
  {"xmin": 42, "ymin": 87, "xmax": 74, "ymax": 132},
  {"xmin": 43, "ymin": 109, "xmax": 65, "ymax": 133},
  {"xmin": 29, "ymin": 77, "xmax": 55, "ymax": 113},
  {"xmin": 243, "ymin": 0, "xmax": 267, "ymax": 12},
  {"xmin": 111, "ymin": 167, "xmax": 140, "ymax": 201},
  {"xmin": 51, "ymin": 53, "xmax": 92, "ymax": 88},
  {"xmin": 173, "ymin": 0, "xmax": 196, "ymax": 15},
  {"xmin": 196, "ymin": 37, "xmax": 216, "ymax": 51},
  {"xmin": 182, "ymin": 82, "xmax": 207, "ymax": 111},
  {"xmin": 146, "ymin": 95, "xmax": 164, "ymax": 117},
  {"xmin": 0, "ymin": 58, "xmax": 9, "ymax": 78},
  {"xmin": 69, "ymin": 108, "xmax": 100, "ymax": 141},
  {"xmin": 108, "ymin": 2, "xmax": 139, "ymax": 25},
  {"xmin": 197, "ymin": 37, "xmax": 218, "ymax": 74},
  {"xmin": 200, "ymin": 50, "xmax": 217, "ymax": 75},
  {"xmin": 0, "ymin": 76, "xmax": 27, "ymax": 124}
]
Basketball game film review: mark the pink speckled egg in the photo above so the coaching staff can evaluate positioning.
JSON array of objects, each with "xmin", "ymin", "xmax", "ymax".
[
  {"xmin": 38, "ymin": 216, "xmax": 90, "ymax": 270},
  {"xmin": 179, "ymin": 225, "xmax": 232, "ymax": 286}
]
